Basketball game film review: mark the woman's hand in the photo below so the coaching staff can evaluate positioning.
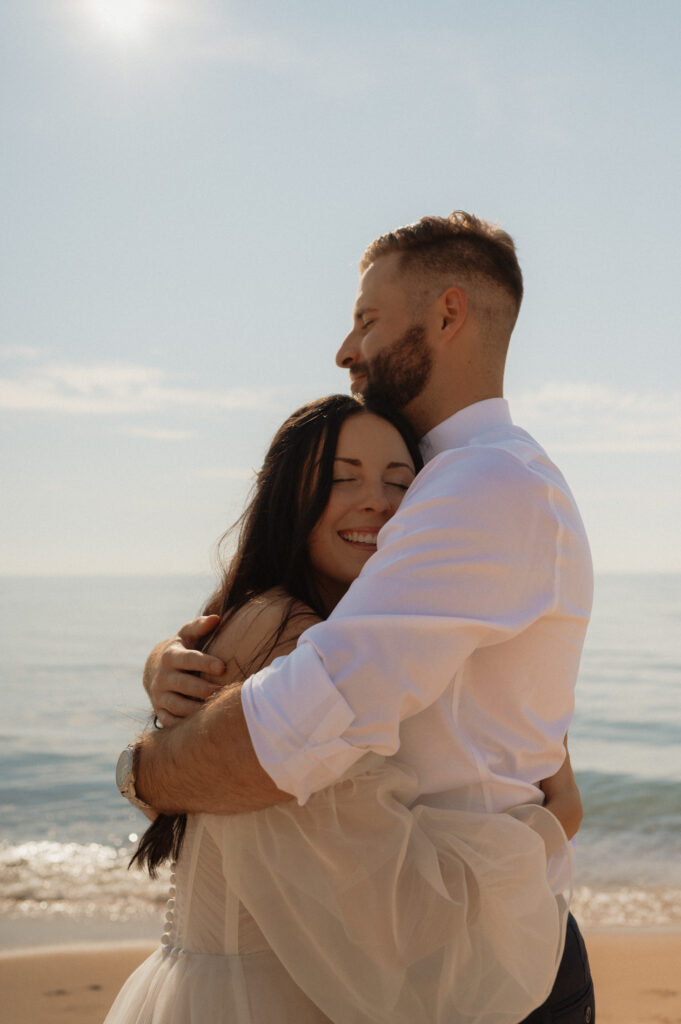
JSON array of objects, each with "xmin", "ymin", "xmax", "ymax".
[
  {"xmin": 143, "ymin": 615, "xmax": 226, "ymax": 728},
  {"xmin": 540, "ymin": 739, "xmax": 583, "ymax": 840}
]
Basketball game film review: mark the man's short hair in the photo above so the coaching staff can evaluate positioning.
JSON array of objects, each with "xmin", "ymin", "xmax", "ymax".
[{"xmin": 360, "ymin": 211, "xmax": 523, "ymax": 315}]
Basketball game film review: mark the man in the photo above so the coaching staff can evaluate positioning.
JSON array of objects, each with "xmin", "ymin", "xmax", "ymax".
[{"xmin": 130, "ymin": 212, "xmax": 595, "ymax": 1022}]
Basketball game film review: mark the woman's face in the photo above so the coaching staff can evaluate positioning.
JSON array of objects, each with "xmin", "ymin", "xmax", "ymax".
[{"xmin": 308, "ymin": 411, "xmax": 416, "ymax": 612}]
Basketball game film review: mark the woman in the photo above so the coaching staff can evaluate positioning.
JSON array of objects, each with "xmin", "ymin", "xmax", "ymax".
[{"xmin": 105, "ymin": 395, "xmax": 575, "ymax": 1024}]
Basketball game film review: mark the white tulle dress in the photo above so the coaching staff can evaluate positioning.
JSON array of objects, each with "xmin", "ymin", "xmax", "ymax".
[{"xmin": 103, "ymin": 755, "xmax": 572, "ymax": 1024}]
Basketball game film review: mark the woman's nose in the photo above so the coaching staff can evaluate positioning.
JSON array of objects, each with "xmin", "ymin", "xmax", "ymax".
[{"xmin": 359, "ymin": 484, "xmax": 393, "ymax": 514}]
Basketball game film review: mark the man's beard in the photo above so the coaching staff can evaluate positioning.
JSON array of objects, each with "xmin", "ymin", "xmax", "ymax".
[{"xmin": 357, "ymin": 324, "xmax": 433, "ymax": 413}]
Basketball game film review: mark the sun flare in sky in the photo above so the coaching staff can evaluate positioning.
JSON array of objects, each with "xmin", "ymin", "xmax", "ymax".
[{"xmin": 90, "ymin": 0, "xmax": 153, "ymax": 39}]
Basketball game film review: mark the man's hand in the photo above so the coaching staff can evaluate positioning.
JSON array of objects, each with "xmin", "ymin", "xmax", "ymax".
[{"xmin": 143, "ymin": 615, "xmax": 226, "ymax": 728}]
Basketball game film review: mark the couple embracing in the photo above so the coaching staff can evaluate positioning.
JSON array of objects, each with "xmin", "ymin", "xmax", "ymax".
[{"xmin": 109, "ymin": 211, "xmax": 595, "ymax": 1023}]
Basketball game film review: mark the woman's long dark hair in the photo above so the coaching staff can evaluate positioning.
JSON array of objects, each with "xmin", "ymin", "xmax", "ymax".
[{"xmin": 131, "ymin": 394, "xmax": 423, "ymax": 876}]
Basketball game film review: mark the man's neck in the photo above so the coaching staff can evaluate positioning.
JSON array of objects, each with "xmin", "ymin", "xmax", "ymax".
[{"xmin": 406, "ymin": 386, "xmax": 504, "ymax": 439}]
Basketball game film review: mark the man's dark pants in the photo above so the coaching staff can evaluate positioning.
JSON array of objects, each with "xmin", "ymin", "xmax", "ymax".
[{"xmin": 518, "ymin": 914, "xmax": 595, "ymax": 1023}]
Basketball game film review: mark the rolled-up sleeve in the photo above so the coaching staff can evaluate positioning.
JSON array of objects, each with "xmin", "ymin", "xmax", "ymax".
[
  {"xmin": 242, "ymin": 445, "xmax": 577, "ymax": 805},
  {"xmin": 242, "ymin": 643, "xmax": 360, "ymax": 802}
]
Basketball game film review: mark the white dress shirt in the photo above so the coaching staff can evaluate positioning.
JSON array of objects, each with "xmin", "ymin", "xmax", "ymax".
[{"xmin": 241, "ymin": 399, "xmax": 593, "ymax": 811}]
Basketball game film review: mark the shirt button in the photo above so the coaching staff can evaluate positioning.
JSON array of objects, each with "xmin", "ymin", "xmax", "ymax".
[{"xmin": 584, "ymin": 1007, "xmax": 593, "ymax": 1024}]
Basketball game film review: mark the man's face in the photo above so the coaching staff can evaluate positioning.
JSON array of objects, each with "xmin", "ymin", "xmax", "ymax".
[{"xmin": 335, "ymin": 253, "xmax": 433, "ymax": 413}]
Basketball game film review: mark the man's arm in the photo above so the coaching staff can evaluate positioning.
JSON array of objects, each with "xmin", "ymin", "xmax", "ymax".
[
  {"xmin": 136, "ymin": 681, "xmax": 291, "ymax": 813},
  {"xmin": 136, "ymin": 448, "xmax": 590, "ymax": 815},
  {"xmin": 136, "ymin": 594, "xmax": 320, "ymax": 813}
]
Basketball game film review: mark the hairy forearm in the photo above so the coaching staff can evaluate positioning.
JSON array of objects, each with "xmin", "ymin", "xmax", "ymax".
[{"xmin": 135, "ymin": 682, "xmax": 292, "ymax": 814}]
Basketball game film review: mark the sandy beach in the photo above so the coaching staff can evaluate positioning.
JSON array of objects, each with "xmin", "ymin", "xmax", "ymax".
[{"xmin": 1, "ymin": 932, "xmax": 680, "ymax": 1024}]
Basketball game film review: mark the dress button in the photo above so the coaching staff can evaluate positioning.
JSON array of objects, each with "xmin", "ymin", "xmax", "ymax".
[
  {"xmin": 584, "ymin": 1008, "xmax": 593, "ymax": 1024},
  {"xmin": 167, "ymin": 898, "xmax": 176, "ymax": 909},
  {"xmin": 169, "ymin": 873, "xmax": 177, "ymax": 884}
]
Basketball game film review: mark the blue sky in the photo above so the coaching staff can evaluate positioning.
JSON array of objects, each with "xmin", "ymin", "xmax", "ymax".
[{"xmin": 1, "ymin": 0, "xmax": 680, "ymax": 575}]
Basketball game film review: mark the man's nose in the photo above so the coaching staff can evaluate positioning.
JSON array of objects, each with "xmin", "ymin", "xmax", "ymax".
[{"xmin": 336, "ymin": 330, "xmax": 360, "ymax": 368}]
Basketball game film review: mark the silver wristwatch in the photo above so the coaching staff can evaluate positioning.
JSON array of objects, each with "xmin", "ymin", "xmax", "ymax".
[{"xmin": 116, "ymin": 744, "xmax": 153, "ymax": 811}]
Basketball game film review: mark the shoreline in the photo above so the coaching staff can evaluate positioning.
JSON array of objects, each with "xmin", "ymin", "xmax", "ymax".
[{"xmin": 2, "ymin": 932, "xmax": 680, "ymax": 1024}]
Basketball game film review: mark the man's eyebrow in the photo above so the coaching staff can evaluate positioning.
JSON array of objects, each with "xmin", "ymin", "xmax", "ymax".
[
  {"xmin": 334, "ymin": 457, "xmax": 415, "ymax": 472},
  {"xmin": 353, "ymin": 305, "xmax": 378, "ymax": 321}
]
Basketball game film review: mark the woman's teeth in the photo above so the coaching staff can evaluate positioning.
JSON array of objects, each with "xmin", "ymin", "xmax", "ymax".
[{"xmin": 339, "ymin": 531, "xmax": 378, "ymax": 545}]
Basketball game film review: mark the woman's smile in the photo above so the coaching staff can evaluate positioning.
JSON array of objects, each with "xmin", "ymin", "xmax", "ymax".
[{"xmin": 338, "ymin": 528, "xmax": 381, "ymax": 549}]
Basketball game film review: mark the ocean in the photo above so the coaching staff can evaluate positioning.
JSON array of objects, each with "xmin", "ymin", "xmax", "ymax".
[{"xmin": 1, "ymin": 573, "xmax": 680, "ymax": 948}]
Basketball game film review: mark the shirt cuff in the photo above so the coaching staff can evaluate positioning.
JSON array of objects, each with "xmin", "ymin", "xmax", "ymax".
[{"xmin": 241, "ymin": 641, "xmax": 363, "ymax": 805}]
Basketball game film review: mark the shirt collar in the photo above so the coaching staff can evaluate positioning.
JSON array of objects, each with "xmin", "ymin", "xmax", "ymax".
[{"xmin": 419, "ymin": 398, "xmax": 513, "ymax": 462}]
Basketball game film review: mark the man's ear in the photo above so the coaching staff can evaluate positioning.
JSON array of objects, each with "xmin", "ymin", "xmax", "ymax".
[{"xmin": 439, "ymin": 286, "xmax": 467, "ymax": 340}]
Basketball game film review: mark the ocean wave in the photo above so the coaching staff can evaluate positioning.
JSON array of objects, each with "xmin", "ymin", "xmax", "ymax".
[
  {"xmin": 571, "ymin": 885, "xmax": 681, "ymax": 930},
  {"xmin": 0, "ymin": 840, "xmax": 169, "ymax": 924},
  {"xmin": 2, "ymin": 839, "xmax": 681, "ymax": 932}
]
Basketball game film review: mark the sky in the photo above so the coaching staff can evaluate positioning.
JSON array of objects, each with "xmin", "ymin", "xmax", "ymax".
[{"xmin": 1, "ymin": 0, "xmax": 680, "ymax": 576}]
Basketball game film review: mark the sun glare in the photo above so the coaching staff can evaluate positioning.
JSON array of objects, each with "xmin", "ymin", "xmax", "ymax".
[{"xmin": 91, "ymin": 0, "xmax": 152, "ymax": 39}]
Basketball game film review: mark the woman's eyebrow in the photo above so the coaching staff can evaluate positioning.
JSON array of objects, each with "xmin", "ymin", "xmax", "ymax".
[{"xmin": 334, "ymin": 457, "xmax": 414, "ymax": 471}]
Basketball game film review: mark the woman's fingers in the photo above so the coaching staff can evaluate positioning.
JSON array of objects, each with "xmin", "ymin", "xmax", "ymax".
[
  {"xmin": 160, "ymin": 670, "xmax": 223, "ymax": 703},
  {"xmin": 177, "ymin": 614, "xmax": 222, "ymax": 644},
  {"xmin": 154, "ymin": 685, "xmax": 222, "ymax": 725},
  {"xmin": 147, "ymin": 616, "xmax": 225, "ymax": 721},
  {"xmin": 160, "ymin": 643, "xmax": 225, "ymax": 677}
]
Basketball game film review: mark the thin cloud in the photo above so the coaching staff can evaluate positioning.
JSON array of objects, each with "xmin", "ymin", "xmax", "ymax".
[
  {"xmin": 0, "ymin": 345, "xmax": 45, "ymax": 362},
  {"xmin": 0, "ymin": 362, "xmax": 278, "ymax": 415},
  {"xmin": 198, "ymin": 466, "xmax": 256, "ymax": 481},
  {"xmin": 121, "ymin": 426, "xmax": 197, "ymax": 441},
  {"xmin": 514, "ymin": 382, "xmax": 681, "ymax": 454}
]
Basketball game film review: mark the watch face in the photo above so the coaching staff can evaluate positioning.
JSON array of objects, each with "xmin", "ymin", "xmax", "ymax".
[{"xmin": 116, "ymin": 747, "xmax": 133, "ymax": 790}]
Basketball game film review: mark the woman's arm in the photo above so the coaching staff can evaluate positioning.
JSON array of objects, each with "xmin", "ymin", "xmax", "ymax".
[{"xmin": 540, "ymin": 739, "xmax": 582, "ymax": 840}]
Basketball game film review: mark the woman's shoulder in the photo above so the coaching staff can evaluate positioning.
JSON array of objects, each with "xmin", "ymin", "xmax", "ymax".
[
  {"xmin": 232, "ymin": 588, "xmax": 319, "ymax": 639},
  {"xmin": 209, "ymin": 589, "xmax": 321, "ymax": 680}
]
